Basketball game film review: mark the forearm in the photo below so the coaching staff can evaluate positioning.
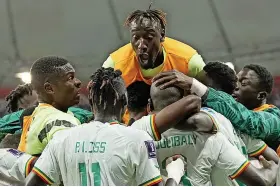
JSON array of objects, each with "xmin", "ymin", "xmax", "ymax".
[
  {"xmin": 261, "ymin": 147, "xmax": 279, "ymax": 164},
  {"xmin": 237, "ymin": 169, "xmax": 267, "ymax": 186},
  {"xmin": 155, "ymin": 96, "xmax": 201, "ymax": 134}
]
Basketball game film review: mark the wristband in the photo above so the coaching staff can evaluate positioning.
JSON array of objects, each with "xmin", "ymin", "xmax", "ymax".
[{"xmin": 191, "ymin": 79, "xmax": 208, "ymax": 97}]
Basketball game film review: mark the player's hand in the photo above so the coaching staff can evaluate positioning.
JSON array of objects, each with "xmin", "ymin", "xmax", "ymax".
[
  {"xmin": 184, "ymin": 95, "xmax": 201, "ymax": 114},
  {"xmin": 258, "ymin": 155, "xmax": 278, "ymax": 186},
  {"xmin": 166, "ymin": 155, "xmax": 186, "ymax": 184},
  {"xmin": 4, "ymin": 133, "xmax": 12, "ymax": 138},
  {"xmin": 259, "ymin": 155, "xmax": 273, "ymax": 168},
  {"xmin": 152, "ymin": 70, "xmax": 193, "ymax": 91}
]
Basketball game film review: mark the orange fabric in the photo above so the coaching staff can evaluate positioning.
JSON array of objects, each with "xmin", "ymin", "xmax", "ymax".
[
  {"xmin": 111, "ymin": 37, "xmax": 197, "ymax": 87},
  {"xmin": 277, "ymin": 146, "xmax": 280, "ymax": 157},
  {"xmin": 122, "ymin": 109, "xmax": 130, "ymax": 125},
  {"xmin": 18, "ymin": 115, "xmax": 33, "ymax": 152},
  {"xmin": 18, "ymin": 103, "xmax": 51, "ymax": 151},
  {"xmin": 253, "ymin": 104, "xmax": 275, "ymax": 111},
  {"xmin": 113, "ymin": 37, "xmax": 197, "ymax": 125}
]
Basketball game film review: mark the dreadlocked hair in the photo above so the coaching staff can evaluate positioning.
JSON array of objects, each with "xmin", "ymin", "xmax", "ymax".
[
  {"xmin": 244, "ymin": 64, "xmax": 273, "ymax": 94},
  {"xmin": 88, "ymin": 67, "xmax": 126, "ymax": 111},
  {"xmin": 124, "ymin": 9, "xmax": 167, "ymax": 31},
  {"xmin": 204, "ymin": 61, "xmax": 237, "ymax": 95},
  {"xmin": 5, "ymin": 83, "xmax": 33, "ymax": 112}
]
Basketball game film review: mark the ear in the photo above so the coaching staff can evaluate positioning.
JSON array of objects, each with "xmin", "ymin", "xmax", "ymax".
[
  {"xmin": 43, "ymin": 82, "xmax": 54, "ymax": 94},
  {"xmin": 147, "ymin": 98, "xmax": 154, "ymax": 113},
  {"xmin": 257, "ymin": 91, "xmax": 267, "ymax": 100}
]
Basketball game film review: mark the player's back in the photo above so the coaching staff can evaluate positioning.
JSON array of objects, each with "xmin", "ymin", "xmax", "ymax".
[
  {"xmin": 156, "ymin": 107, "xmax": 248, "ymax": 186},
  {"xmin": 200, "ymin": 107, "xmax": 246, "ymax": 152},
  {"xmin": 156, "ymin": 128, "xmax": 212, "ymax": 185},
  {"xmin": 36, "ymin": 121, "xmax": 161, "ymax": 186},
  {"xmin": 200, "ymin": 107, "xmax": 248, "ymax": 185}
]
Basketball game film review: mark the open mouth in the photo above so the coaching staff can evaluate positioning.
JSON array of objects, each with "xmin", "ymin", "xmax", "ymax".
[
  {"xmin": 231, "ymin": 94, "xmax": 238, "ymax": 101},
  {"xmin": 139, "ymin": 53, "xmax": 149, "ymax": 61}
]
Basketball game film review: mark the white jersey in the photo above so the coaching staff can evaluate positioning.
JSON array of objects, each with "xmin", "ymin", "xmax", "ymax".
[
  {"xmin": 131, "ymin": 114, "xmax": 161, "ymax": 141},
  {"xmin": 32, "ymin": 121, "xmax": 162, "ymax": 186},
  {"xmin": 132, "ymin": 108, "xmax": 266, "ymax": 185},
  {"xmin": 0, "ymin": 148, "xmax": 36, "ymax": 185},
  {"xmin": 201, "ymin": 107, "xmax": 267, "ymax": 158},
  {"xmin": 188, "ymin": 132, "xmax": 250, "ymax": 186}
]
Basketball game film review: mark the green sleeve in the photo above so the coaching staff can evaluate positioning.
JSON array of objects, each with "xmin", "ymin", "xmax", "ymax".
[
  {"xmin": 204, "ymin": 88, "xmax": 280, "ymax": 141},
  {"xmin": 68, "ymin": 107, "xmax": 93, "ymax": 124},
  {"xmin": 0, "ymin": 110, "xmax": 23, "ymax": 141}
]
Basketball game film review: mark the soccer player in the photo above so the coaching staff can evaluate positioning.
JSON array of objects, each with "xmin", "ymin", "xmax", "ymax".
[
  {"xmin": 198, "ymin": 62, "xmax": 278, "ymax": 163},
  {"xmin": 102, "ymin": 9, "xmax": 205, "ymax": 124},
  {"xmin": 189, "ymin": 132, "xmax": 277, "ymax": 186},
  {"xmin": 146, "ymin": 83, "xmax": 277, "ymax": 185},
  {"xmin": 126, "ymin": 81, "xmax": 151, "ymax": 125},
  {"xmin": 17, "ymin": 56, "xmax": 82, "ymax": 156},
  {"xmin": 232, "ymin": 64, "xmax": 280, "ymax": 151},
  {"xmin": 5, "ymin": 83, "xmax": 38, "ymax": 113},
  {"xmin": 0, "ymin": 106, "xmax": 93, "ymax": 143},
  {"xmin": 25, "ymin": 68, "xmax": 163, "ymax": 186},
  {"xmin": 153, "ymin": 63, "xmax": 280, "ymax": 152},
  {"xmin": 0, "ymin": 84, "xmax": 38, "ymax": 141}
]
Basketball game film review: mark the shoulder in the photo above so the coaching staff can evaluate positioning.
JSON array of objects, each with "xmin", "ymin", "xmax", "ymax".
[
  {"xmin": 132, "ymin": 115, "xmax": 151, "ymax": 125},
  {"xmin": 113, "ymin": 123, "xmax": 152, "ymax": 143},
  {"xmin": 110, "ymin": 43, "xmax": 135, "ymax": 64},
  {"xmin": 47, "ymin": 129, "xmax": 71, "ymax": 147},
  {"xmin": 163, "ymin": 37, "xmax": 197, "ymax": 60},
  {"xmin": 45, "ymin": 108, "xmax": 80, "ymax": 125}
]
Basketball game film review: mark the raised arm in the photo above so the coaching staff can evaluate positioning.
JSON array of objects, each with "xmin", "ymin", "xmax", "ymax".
[{"xmin": 154, "ymin": 95, "xmax": 201, "ymax": 134}]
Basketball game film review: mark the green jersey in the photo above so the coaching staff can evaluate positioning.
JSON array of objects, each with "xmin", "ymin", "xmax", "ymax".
[{"xmin": 204, "ymin": 88, "xmax": 280, "ymax": 150}]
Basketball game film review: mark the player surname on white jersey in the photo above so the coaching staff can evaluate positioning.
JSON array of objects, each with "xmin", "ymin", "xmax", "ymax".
[{"xmin": 30, "ymin": 120, "xmax": 162, "ymax": 186}]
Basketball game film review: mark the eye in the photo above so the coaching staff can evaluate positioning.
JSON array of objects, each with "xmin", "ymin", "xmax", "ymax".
[
  {"xmin": 68, "ymin": 75, "xmax": 74, "ymax": 80},
  {"xmin": 132, "ymin": 34, "xmax": 139, "ymax": 40},
  {"xmin": 240, "ymin": 81, "xmax": 247, "ymax": 86},
  {"xmin": 147, "ymin": 35, "xmax": 154, "ymax": 40}
]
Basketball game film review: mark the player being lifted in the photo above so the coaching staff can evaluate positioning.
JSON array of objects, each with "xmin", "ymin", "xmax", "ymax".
[{"xmin": 25, "ymin": 68, "xmax": 176, "ymax": 186}]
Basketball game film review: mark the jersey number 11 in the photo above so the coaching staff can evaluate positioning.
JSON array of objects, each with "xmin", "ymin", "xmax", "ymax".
[{"xmin": 79, "ymin": 162, "xmax": 101, "ymax": 186}]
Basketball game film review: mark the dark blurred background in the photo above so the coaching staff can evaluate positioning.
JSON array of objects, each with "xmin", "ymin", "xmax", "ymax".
[{"xmin": 0, "ymin": 0, "xmax": 280, "ymax": 114}]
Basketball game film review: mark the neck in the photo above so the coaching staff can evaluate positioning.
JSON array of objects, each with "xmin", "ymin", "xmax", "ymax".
[
  {"xmin": 248, "ymin": 99, "xmax": 266, "ymax": 110},
  {"xmin": 130, "ymin": 110, "xmax": 147, "ymax": 121},
  {"xmin": 152, "ymin": 48, "xmax": 164, "ymax": 68},
  {"xmin": 257, "ymin": 99, "xmax": 267, "ymax": 108},
  {"xmin": 38, "ymin": 99, "xmax": 68, "ymax": 113},
  {"xmin": 94, "ymin": 113, "xmax": 120, "ymax": 123},
  {"xmin": 52, "ymin": 103, "xmax": 69, "ymax": 113}
]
